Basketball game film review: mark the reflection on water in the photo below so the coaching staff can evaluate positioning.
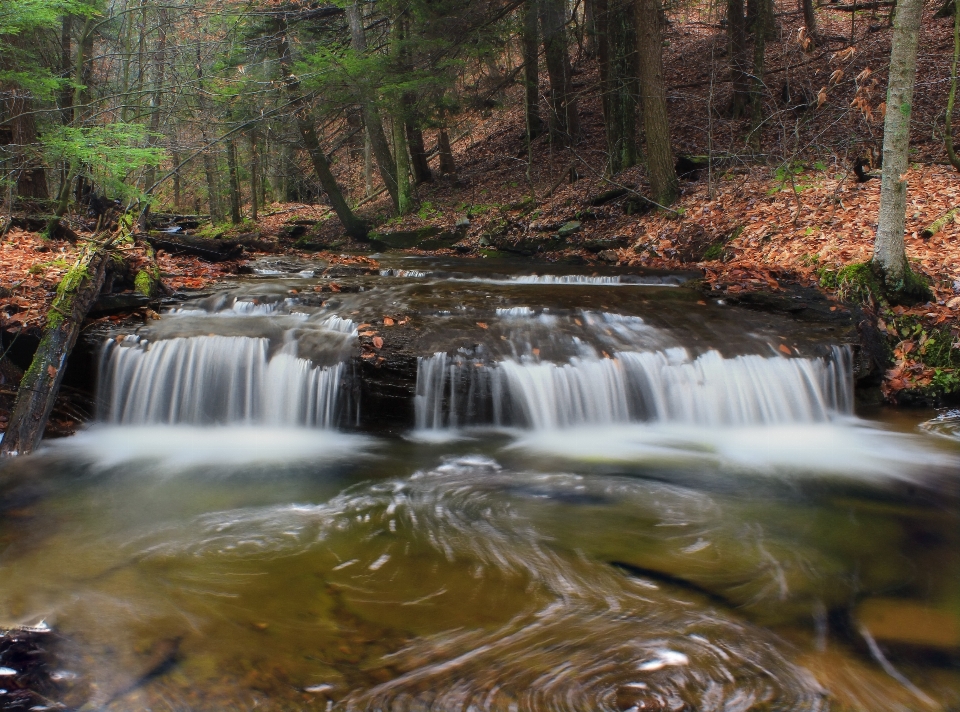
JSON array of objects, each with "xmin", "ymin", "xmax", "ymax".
[{"xmin": 1, "ymin": 260, "xmax": 958, "ymax": 710}]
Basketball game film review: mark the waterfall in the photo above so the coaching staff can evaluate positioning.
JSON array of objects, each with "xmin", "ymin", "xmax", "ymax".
[
  {"xmin": 414, "ymin": 346, "xmax": 853, "ymax": 430},
  {"xmin": 98, "ymin": 335, "xmax": 345, "ymax": 427}
]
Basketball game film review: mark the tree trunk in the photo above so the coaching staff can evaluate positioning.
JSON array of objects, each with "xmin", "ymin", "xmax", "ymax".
[
  {"xmin": 249, "ymin": 129, "xmax": 260, "ymax": 220},
  {"xmin": 637, "ymin": 0, "xmax": 678, "ymax": 206},
  {"xmin": 749, "ymin": 0, "xmax": 768, "ymax": 147},
  {"xmin": 195, "ymin": 39, "xmax": 222, "ymax": 222},
  {"xmin": 346, "ymin": 1, "xmax": 400, "ymax": 211},
  {"xmin": 9, "ymin": 92, "xmax": 49, "ymax": 201},
  {"xmin": 142, "ymin": 8, "xmax": 166, "ymax": 218},
  {"xmin": 274, "ymin": 19, "xmax": 368, "ymax": 239},
  {"xmin": 390, "ymin": 16, "xmax": 415, "ymax": 214},
  {"xmin": 438, "ymin": 126, "xmax": 457, "ymax": 174},
  {"xmin": 801, "ymin": 0, "xmax": 819, "ymax": 45},
  {"xmin": 584, "ymin": 0, "xmax": 598, "ymax": 56},
  {"xmin": 540, "ymin": 0, "xmax": 580, "ymax": 145},
  {"xmin": 171, "ymin": 149, "xmax": 182, "ymax": 211},
  {"xmin": 406, "ymin": 122, "xmax": 432, "ymax": 184},
  {"xmin": 522, "ymin": 0, "xmax": 544, "ymax": 141},
  {"xmin": 728, "ymin": 0, "xmax": 749, "ymax": 117},
  {"xmin": 946, "ymin": 0, "xmax": 960, "ymax": 171},
  {"xmin": 59, "ymin": 15, "xmax": 73, "ymax": 124},
  {"xmin": 226, "ymin": 139, "xmax": 242, "ymax": 224},
  {"xmin": 0, "ymin": 236, "xmax": 115, "ymax": 456},
  {"xmin": 872, "ymin": 0, "xmax": 925, "ymax": 293},
  {"xmin": 364, "ymin": 127, "xmax": 375, "ymax": 195},
  {"xmin": 201, "ymin": 139, "xmax": 222, "ymax": 222},
  {"xmin": 597, "ymin": 0, "xmax": 638, "ymax": 175}
]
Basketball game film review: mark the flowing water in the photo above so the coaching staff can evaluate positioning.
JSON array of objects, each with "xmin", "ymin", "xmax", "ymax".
[{"xmin": 0, "ymin": 257, "xmax": 958, "ymax": 711}]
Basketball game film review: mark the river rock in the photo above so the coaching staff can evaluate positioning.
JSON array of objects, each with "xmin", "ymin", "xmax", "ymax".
[
  {"xmin": 557, "ymin": 221, "xmax": 581, "ymax": 238},
  {"xmin": 373, "ymin": 227, "xmax": 441, "ymax": 249},
  {"xmin": 597, "ymin": 249, "xmax": 620, "ymax": 263},
  {"xmin": 856, "ymin": 598, "xmax": 960, "ymax": 651}
]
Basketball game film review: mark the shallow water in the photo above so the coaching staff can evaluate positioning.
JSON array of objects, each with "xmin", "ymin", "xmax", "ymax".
[{"xmin": 1, "ymin": 258, "xmax": 958, "ymax": 711}]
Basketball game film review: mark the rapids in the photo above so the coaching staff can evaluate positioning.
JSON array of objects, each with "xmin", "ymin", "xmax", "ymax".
[{"xmin": 0, "ymin": 257, "xmax": 957, "ymax": 711}]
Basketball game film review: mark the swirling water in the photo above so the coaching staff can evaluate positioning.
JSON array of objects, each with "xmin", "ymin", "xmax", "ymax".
[{"xmin": 0, "ymin": 264, "xmax": 958, "ymax": 711}]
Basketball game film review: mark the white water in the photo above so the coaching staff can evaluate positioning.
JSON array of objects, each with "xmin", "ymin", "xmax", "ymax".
[
  {"xmin": 415, "ymin": 345, "xmax": 854, "ymax": 430},
  {"xmin": 98, "ymin": 335, "xmax": 344, "ymax": 427}
]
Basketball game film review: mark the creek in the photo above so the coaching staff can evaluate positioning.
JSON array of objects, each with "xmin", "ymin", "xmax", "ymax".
[{"xmin": 0, "ymin": 256, "xmax": 958, "ymax": 711}]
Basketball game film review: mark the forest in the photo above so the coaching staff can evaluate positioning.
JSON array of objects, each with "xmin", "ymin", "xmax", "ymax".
[{"xmin": 0, "ymin": 0, "xmax": 959, "ymax": 709}]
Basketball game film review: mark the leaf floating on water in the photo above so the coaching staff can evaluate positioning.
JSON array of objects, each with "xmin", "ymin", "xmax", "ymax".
[
  {"xmin": 476, "ymin": 322, "xmax": 488, "ymax": 329},
  {"xmin": 359, "ymin": 330, "xmax": 376, "ymax": 337},
  {"xmin": 778, "ymin": 343, "xmax": 792, "ymax": 355},
  {"xmin": 372, "ymin": 336, "xmax": 384, "ymax": 349},
  {"xmin": 329, "ymin": 282, "xmax": 341, "ymax": 292},
  {"xmin": 383, "ymin": 317, "xmax": 394, "ymax": 326}
]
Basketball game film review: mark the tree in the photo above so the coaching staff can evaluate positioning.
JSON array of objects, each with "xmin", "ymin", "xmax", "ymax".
[
  {"xmin": 540, "ymin": 0, "xmax": 579, "ymax": 145},
  {"xmin": 637, "ymin": 0, "xmax": 677, "ymax": 206},
  {"xmin": 727, "ymin": 0, "xmax": 749, "ymax": 117},
  {"xmin": 521, "ymin": 0, "xmax": 543, "ymax": 142},
  {"xmin": 596, "ymin": 0, "xmax": 638, "ymax": 175},
  {"xmin": 273, "ymin": 14, "xmax": 368, "ymax": 239},
  {"xmin": 946, "ymin": 0, "xmax": 960, "ymax": 171},
  {"xmin": 872, "ymin": 0, "xmax": 929, "ymax": 298}
]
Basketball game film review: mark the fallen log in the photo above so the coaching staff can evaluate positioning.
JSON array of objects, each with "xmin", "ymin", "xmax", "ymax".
[
  {"xmin": 0, "ymin": 233, "xmax": 116, "ymax": 456},
  {"xmin": 143, "ymin": 232, "xmax": 243, "ymax": 261},
  {"xmin": 921, "ymin": 207, "xmax": 958, "ymax": 238}
]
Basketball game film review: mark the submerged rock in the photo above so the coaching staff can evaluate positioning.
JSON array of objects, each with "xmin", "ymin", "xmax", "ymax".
[{"xmin": 856, "ymin": 598, "xmax": 960, "ymax": 651}]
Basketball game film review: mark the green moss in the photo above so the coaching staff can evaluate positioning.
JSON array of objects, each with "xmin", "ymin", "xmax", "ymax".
[
  {"xmin": 46, "ymin": 254, "xmax": 92, "ymax": 329},
  {"xmin": 702, "ymin": 243, "xmax": 724, "ymax": 261},
  {"xmin": 817, "ymin": 262, "xmax": 882, "ymax": 304},
  {"xmin": 134, "ymin": 269, "xmax": 155, "ymax": 297}
]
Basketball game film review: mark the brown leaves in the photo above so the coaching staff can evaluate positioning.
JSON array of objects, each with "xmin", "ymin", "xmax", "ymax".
[
  {"xmin": 778, "ymin": 343, "xmax": 792, "ymax": 355},
  {"xmin": 372, "ymin": 336, "xmax": 384, "ymax": 349},
  {"xmin": 476, "ymin": 322, "xmax": 488, "ymax": 329},
  {"xmin": 383, "ymin": 317, "xmax": 394, "ymax": 326}
]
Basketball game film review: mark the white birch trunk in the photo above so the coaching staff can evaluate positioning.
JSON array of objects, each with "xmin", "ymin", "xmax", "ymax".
[{"xmin": 872, "ymin": 0, "xmax": 925, "ymax": 289}]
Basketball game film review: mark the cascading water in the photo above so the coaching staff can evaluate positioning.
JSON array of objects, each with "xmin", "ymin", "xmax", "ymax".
[
  {"xmin": 97, "ymin": 312, "xmax": 357, "ymax": 427},
  {"xmin": 414, "ymin": 316, "xmax": 853, "ymax": 430}
]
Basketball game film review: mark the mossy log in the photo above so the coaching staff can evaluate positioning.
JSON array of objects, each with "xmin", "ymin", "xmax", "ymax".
[
  {"xmin": 144, "ymin": 233, "xmax": 243, "ymax": 261},
  {"xmin": 921, "ymin": 207, "xmax": 958, "ymax": 238},
  {"xmin": 0, "ymin": 237, "xmax": 114, "ymax": 456}
]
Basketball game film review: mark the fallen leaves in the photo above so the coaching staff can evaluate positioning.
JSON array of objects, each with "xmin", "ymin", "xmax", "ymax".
[{"xmin": 372, "ymin": 336, "xmax": 384, "ymax": 349}]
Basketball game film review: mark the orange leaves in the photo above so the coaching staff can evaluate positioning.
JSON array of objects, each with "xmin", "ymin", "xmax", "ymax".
[
  {"xmin": 383, "ymin": 317, "xmax": 394, "ymax": 326},
  {"xmin": 476, "ymin": 322, "xmax": 488, "ymax": 329},
  {"xmin": 372, "ymin": 336, "xmax": 384, "ymax": 349},
  {"xmin": 778, "ymin": 343, "xmax": 792, "ymax": 355}
]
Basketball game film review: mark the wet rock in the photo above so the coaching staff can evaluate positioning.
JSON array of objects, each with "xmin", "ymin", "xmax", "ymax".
[
  {"xmin": 856, "ymin": 598, "xmax": 960, "ymax": 651},
  {"xmin": 492, "ymin": 235, "xmax": 562, "ymax": 256},
  {"xmin": 374, "ymin": 227, "xmax": 441, "ymax": 249},
  {"xmin": 557, "ymin": 221, "xmax": 581, "ymax": 238},
  {"xmin": 582, "ymin": 236, "xmax": 629, "ymax": 253},
  {"xmin": 0, "ymin": 625, "xmax": 70, "ymax": 711},
  {"xmin": 90, "ymin": 292, "xmax": 153, "ymax": 316},
  {"xmin": 322, "ymin": 265, "xmax": 376, "ymax": 278},
  {"xmin": 417, "ymin": 231, "xmax": 463, "ymax": 251},
  {"xmin": 597, "ymin": 249, "xmax": 620, "ymax": 263}
]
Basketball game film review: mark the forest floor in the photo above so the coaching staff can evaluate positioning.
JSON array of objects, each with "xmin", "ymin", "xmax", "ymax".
[{"xmin": 1, "ymin": 1, "xmax": 958, "ymax": 427}]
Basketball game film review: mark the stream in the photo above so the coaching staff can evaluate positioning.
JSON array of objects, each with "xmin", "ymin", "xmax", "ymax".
[{"xmin": 1, "ymin": 256, "xmax": 958, "ymax": 711}]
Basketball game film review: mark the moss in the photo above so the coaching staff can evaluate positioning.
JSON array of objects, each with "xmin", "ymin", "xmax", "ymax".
[
  {"xmin": 134, "ymin": 269, "xmax": 155, "ymax": 297},
  {"xmin": 818, "ymin": 262, "xmax": 882, "ymax": 304},
  {"xmin": 46, "ymin": 253, "xmax": 93, "ymax": 329},
  {"xmin": 701, "ymin": 225, "xmax": 744, "ymax": 262}
]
